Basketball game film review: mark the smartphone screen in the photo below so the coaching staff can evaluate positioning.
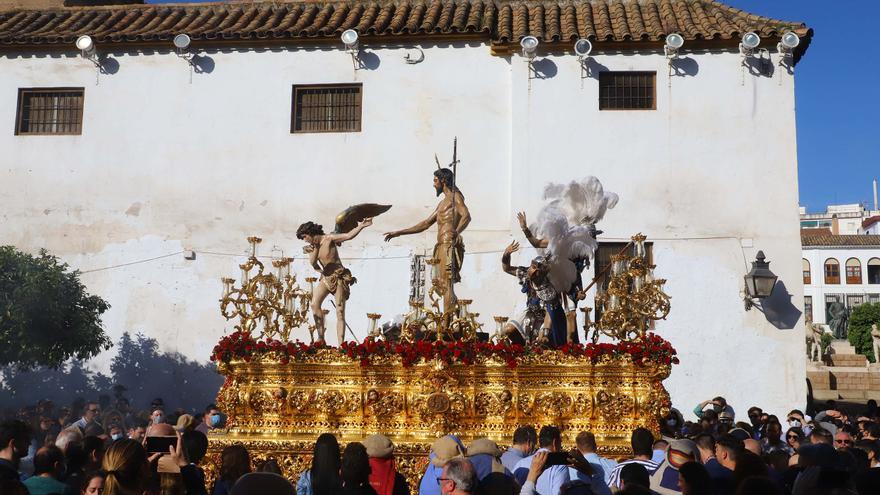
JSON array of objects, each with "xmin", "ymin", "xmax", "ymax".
[
  {"xmin": 145, "ymin": 436, "xmax": 177, "ymax": 453},
  {"xmin": 544, "ymin": 452, "xmax": 571, "ymax": 466}
]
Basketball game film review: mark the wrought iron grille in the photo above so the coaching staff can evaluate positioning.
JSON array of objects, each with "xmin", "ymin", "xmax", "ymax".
[
  {"xmin": 599, "ymin": 72, "xmax": 656, "ymax": 110},
  {"xmin": 291, "ymin": 84, "xmax": 362, "ymax": 133},
  {"xmin": 16, "ymin": 88, "xmax": 84, "ymax": 135}
]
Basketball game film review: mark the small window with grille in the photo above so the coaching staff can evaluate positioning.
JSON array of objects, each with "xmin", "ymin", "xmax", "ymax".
[
  {"xmin": 15, "ymin": 88, "xmax": 85, "ymax": 135},
  {"xmin": 291, "ymin": 84, "xmax": 362, "ymax": 133},
  {"xmin": 599, "ymin": 72, "xmax": 656, "ymax": 110}
]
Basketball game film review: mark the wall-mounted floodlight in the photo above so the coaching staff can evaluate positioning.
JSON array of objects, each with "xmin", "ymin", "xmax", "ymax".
[
  {"xmin": 173, "ymin": 34, "xmax": 191, "ymax": 53},
  {"xmin": 341, "ymin": 29, "xmax": 359, "ymax": 54},
  {"xmin": 664, "ymin": 33, "xmax": 684, "ymax": 58},
  {"xmin": 521, "ymin": 36, "xmax": 539, "ymax": 61},
  {"xmin": 739, "ymin": 32, "xmax": 761, "ymax": 56},
  {"xmin": 76, "ymin": 35, "xmax": 97, "ymax": 62},
  {"xmin": 574, "ymin": 39, "xmax": 592, "ymax": 60},
  {"xmin": 777, "ymin": 31, "xmax": 800, "ymax": 57}
]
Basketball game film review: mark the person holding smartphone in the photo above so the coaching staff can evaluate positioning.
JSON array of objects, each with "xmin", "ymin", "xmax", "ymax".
[{"xmin": 512, "ymin": 426, "xmax": 595, "ymax": 495}]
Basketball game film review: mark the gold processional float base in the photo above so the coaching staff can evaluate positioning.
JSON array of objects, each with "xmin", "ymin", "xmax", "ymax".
[{"xmin": 203, "ymin": 349, "xmax": 672, "ymax": 491}]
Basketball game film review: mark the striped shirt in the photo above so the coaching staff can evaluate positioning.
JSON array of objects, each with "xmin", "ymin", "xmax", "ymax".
[{"xmin": 606, "ymin": 459, "xmax": 660, "ymax": 490}]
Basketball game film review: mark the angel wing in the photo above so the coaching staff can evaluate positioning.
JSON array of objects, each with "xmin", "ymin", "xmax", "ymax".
[{"xmin": 333, "ymin": 203, "xmax": 392, "ymax": 233}]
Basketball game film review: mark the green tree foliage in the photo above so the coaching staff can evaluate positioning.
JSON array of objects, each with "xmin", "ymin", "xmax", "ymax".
[
  {"xmin": 848, "ymin": 302, "xmax": 880, "ymax": 363},
  {"xmin": 0, "ymin": 246, "xmax": 112, "ymax": 369}
]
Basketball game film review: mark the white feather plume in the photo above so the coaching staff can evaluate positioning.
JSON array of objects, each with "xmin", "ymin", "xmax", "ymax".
[
  {"xmin": 531, "ymin": 176, "xmax": 617, "ymax": 294},
  {"xmin": 542, "ymin": 176, "xmax": 618, "ymax": 226}
]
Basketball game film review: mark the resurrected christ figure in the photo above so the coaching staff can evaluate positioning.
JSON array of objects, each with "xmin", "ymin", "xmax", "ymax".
[{"xmin": 384, "ymin": 168, "xmax": 471, "ymax": 312}]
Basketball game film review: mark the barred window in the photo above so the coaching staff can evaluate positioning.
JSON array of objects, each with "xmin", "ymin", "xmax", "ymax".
[
  {"xmin": 599, "ymin": 72, "xmax": 656, "ymax": 110},
  {"xmin": 15, "ymin": 88, "xmax": 84, "ymax": 135},
  {"xmin": 291, "ymin": 84, "xmax": 362, "ymax": 133}
]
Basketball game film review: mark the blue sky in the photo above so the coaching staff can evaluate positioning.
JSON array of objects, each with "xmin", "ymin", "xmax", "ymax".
[{"xmin": 146, "ymin": 1, "xmax": 875, "ymax": 213}]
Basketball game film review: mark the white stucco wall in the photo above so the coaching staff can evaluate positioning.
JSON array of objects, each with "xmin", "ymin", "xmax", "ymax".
[
  {"xmin": 803, "ymin": 246, "xmax": 880, "ymax": 324},
  {"xmin": 0, "ymin": 41, "xmax": 806, "ymax": 418}
]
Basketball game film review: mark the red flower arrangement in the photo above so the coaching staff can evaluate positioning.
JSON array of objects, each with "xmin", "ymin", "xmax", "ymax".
[{"xmin": 211, "ymin": 331, "xmax": 679, "ymax": 368}]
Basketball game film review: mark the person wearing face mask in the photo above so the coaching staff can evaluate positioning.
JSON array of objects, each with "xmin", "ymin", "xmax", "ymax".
[
  {"xmin": 151, "ymin": 409, "xmax": 166, "ymax": 425},
  {"xmin": 196, "ymin": 404, "xmax": 224, "ymax": 435},
  {"xmin": 0, "ymin": 419, "xmax": 32, "ymax": 492},
  {"xmin": 661, "ymin": 409, "xmax": 684, "ymax": 439},
  {"xmin": 108, "ymin": 425, "xmax": 124, "ymax": 442},
  {"xmin": 145, "ymin": 408, "xmax": 168, "ymax": 438}
]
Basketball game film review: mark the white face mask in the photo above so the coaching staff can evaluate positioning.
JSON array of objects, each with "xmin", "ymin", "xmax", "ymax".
[
  {"xmin": 153, "ymin": 415, "xmax": 164, "ymax": 425},
  {"xmin": 788, "ymin": 420, "xmax": 801, "ymax": 427},
  {"xmin": 111, "ymin": 433, "xmax": 122, "ymax": 441}
]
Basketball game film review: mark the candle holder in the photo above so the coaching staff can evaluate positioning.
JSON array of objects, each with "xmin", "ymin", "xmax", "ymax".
[
  {"xmin": 492, "ymin": 316, "xmax": 509, "ymax": 343},
  {"xmin": 220, "ymin": 237, "xmax": 312, "ymax": 342},
  {"xmin": 366, "ymin": 313, "xmax": 382, "ymax": 339},
  {"xmin": 587, "ymin": 234, "xmax": 670, "ymax": 342}
]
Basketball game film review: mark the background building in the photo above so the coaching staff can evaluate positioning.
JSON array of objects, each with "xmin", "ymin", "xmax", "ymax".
[
  {"xmin": 0, "ymin": 0, "xmax": 811, "ymax": 415},
  {"xmin": 802, "ymin": 234, "xmax": 880, "ymax": 325},
  {"xmin": 799, "ymin": 180, "xmax": 880, "ymax": 235}
]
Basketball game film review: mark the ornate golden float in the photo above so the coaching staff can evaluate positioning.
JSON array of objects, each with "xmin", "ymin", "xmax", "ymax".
[{"xmin": 204, "ymin": 234, "xmax": 677, "ymax": 490}]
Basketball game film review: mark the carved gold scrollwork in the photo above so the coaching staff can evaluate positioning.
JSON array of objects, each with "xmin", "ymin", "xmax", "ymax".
[
  {"xmin": 533, "ymin": 392, "xmax": 574, "ymax": 420},
  {"xmin": 315, "ymin": 390, "xmax": 347, "ymax": 416},
  {"xmin": 595, "ymin": 390, "xmax": 634, "ymax": 419},
  {"xmin": 365, "ymin": 389, "xmax": 405, "ymax": 417},
  {"xmin": 210, "ymin": 356, "xmax": 672, "ymax": 493},
  {"xmin": 474, "ymin": 390, "xmax": 513, "ymax": 418}
]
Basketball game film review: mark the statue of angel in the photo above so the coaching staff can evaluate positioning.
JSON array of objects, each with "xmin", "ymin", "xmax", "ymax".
[{"xmin": 296, "ymin": 204, "xmax": 391, "ymax": 344}]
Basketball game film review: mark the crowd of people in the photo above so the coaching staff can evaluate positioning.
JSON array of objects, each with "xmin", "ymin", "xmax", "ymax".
[{"xmin": 2, "ymin": 395, "xmax": 880, "ymax": 495}]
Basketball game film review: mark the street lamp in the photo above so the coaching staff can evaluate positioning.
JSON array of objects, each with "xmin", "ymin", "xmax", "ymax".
[{"xmin": 743, "ymin": 251, "xmax": 778, "ymax": 310}]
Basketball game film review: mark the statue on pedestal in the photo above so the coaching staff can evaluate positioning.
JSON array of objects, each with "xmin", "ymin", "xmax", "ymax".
[
  {"xmin": 384, "ymin": 166, "xmax": 471, "ymax": 314},
  {"xmin": 828, "ymin": 302, "xmax": 849, "ymax": 340}
]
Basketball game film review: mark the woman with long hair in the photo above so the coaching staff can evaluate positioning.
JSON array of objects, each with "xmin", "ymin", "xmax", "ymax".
[
  {"xmin": 296, "ymin": 433, "xmax": 342, "ymax": 495},
  {"xmin": 341, "ymin": 443, "xmax": 376, "ymax": 495},
  {"xmin": 102, "ymin": 439, "xmax": 149, "ymax": 495},
  {"xmin": 213, "ymin": 445, "xmax": 252, "ymax": 495}
]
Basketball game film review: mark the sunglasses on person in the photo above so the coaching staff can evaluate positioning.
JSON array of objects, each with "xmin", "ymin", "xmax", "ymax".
[
  {"xmin": 787, "ymin": 435, "xmax": 799, "ymax": 440},
  {"xmin": 834, "ymin": 439, "xmax": 853, "ymax": 446},
  {"xmin": 437, "ymin": 478, "xmax": 453, "ymax": 486}
]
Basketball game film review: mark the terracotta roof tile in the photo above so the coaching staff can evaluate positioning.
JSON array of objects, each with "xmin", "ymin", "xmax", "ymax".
[
  {"xmin": 0, "ymin": 0, "xmax": 812, "ymax": 61},
  {"xmin": 801, "ymin": 228, "xmax": 832, "ymax": 238},
  {"xmin": 802, "ymin": 234, "xmax": 880, "ymax": 247},
  {"xmin": 862, "ymin": 216, "xmax": 880, "ymax": 229}
]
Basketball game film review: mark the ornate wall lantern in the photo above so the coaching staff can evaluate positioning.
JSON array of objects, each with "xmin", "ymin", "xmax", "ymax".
[{"xmin": 744, "ymin": 251, "xmax": 778, "ymax": 310}]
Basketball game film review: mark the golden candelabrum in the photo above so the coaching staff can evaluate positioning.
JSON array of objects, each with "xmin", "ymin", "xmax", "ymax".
[
  {"xmin": 219, "ymin": 236, "xmax": 312, "ymax": 342},
  {"xmin": 583, "ymin": 234, "xmax": 671, "ymax": 342},
  {"xmin": 395, "ymin": 258, "xmax": 482, "ymax": 342}
]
